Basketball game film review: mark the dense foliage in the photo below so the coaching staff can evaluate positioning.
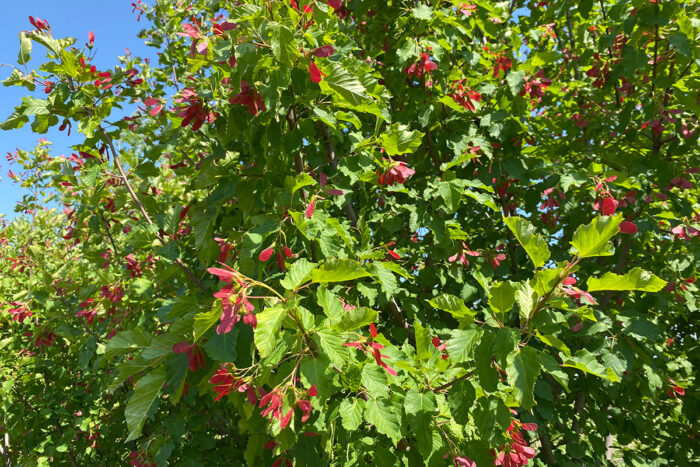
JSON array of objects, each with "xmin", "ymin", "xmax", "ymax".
[{"xmin": 1, "ymin": 1, "xmax": 698, "ymax": 465}]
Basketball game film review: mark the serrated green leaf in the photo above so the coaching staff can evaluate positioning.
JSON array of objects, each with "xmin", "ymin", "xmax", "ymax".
[
  {"xmin": 413, "ymin": 4, "xmax": 433, "ymax": 20},
  {"xmin": 339, "ymin": 398, "xmax": 365, "ymax": 430},
  {"xmin": 280, "ymin": 258, "xmax": 315, "ymax": 290},
  {"xmin": 539, "ymin": 352, "xmax": 569, "ymax": 391},
  {"xmin": 18, "ymin": 32, "xmax": 32, "ymax": 65},
  {"xmin": 561, "ymin": 350, "xmax": 619, "ymax": 382},
  {"xmin": 312, "ymin": 326, "xmax": 347, "ymax": 365},
  {"xmin": 334, "ymin": 306, "xmax": 377, "ymax": 331},
  {"xmin": 193, "ymin": 307, "xmax": 220, "ymax": 342},
  {"xmin": 447, "ymin": 379, "xmax": 475, "ymax": 425},
  {"xmin": 504, "ymin": 216, "xmax": 550, "ymax": 268},
  {"xmin": 489, "ymin": 281, "xmax": 516, "ymax": 315},
  {"xmin": 414, "ymin": 321, "xmax": 432, "ymax": 361},
  {"xmin": 586, "ymin": 267, "xmax": 666, "ymax": 292},
  {"xmin": 404, "ymin": 389, "xmax": 435, "ymax": 432},
  {"xmin": 300, "ymin": 355, "xmax": 332, "ymax": 399},
  {"xmin": 365, "ymin": 397, "xmax": 401, "ymax": 445},
  {"xmin": 362, "ymin": 363, "xmax": 389, "ymax": 397},
  {"xmin": 320, "ymin": 62, "xmax": 371, "ymax": 107},
  {"xmin": 203, "ymin": 327, "xmax": 238, "ymax": 363},
  {"xmin": 125, "ymin": 366, "xmax": 165, "ymax": 442},
  {"xmin": 445, "ymin": 326, "xmax": 482, "ymax": 363},
  {"xmin": 506, "ymin": 346, "xmax": 541, "ymax": 410},
  {"xmin": 311, "ymin": 259, "xmax": 369, "ymax": 283},
  {"xmin": 427, "ymin": 294, "xmax": 475, "ymax": 319},
  {"xmin": 381, "ymin": 123, "xmax": 424, "ymax": 156},
  {"xmin": 104, "ymin": 328, "xmax": 151, "ymax": 359},
  {"xmin": 254, "ymin": 305, "xmax": 286, "ymax": 358},
  {"xmin": 570, "ymin": 214, "xmax": 623, "ymax": 258},
  {"xmin": 268, "ymin": 22, "xmax": 296, "ymax": 65}
]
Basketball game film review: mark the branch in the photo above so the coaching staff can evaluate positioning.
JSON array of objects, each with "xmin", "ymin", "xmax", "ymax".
[
  {"xmin": 433, "ymin": 371, "xmax": 474, "ymax": 392},
  {"xmin": 318, "ymin": 122, "xmax": 358, "ymax": 227},
  {"xmin": 99, "ymin": 127, "xmax": 206, "ymax": 292},
  {"xmin": 566, "ymin": 9, "xmax": 580, "ymax": 80}
]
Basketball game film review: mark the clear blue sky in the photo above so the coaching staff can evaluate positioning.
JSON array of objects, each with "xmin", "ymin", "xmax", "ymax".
[{"xmin": 0, "ymin": 1, "xmax": 157, "ymax": 218}]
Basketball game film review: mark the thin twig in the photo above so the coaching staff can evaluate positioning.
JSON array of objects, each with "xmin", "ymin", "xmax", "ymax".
[
  {"xmin": 433, "ymin": 371, "xmax": 474, "ymax": 392},
  {"xmin": 99, "ymin": 127, "xmax": 206, "ymax": 292}
]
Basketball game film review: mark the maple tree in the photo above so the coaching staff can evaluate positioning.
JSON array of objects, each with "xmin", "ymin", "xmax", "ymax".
[{"xmin": 0, "ymin": 1, "xmax": 698, "ymax": 466}]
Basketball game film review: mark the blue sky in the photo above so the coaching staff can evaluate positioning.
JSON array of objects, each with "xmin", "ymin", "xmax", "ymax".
[{"xmin": 0, "ymin": 1, "xmax": 157, "ymax": 218}]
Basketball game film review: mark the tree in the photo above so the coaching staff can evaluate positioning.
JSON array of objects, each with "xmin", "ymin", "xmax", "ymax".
[{"xmin": 1, "ymin": 1, "xmax": 698, "ymax": 465}]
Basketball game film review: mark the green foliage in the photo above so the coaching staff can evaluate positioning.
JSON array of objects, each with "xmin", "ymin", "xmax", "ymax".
[{"xmin": 0, "ymin": 1, "xmax": 698, "ymax": 466}]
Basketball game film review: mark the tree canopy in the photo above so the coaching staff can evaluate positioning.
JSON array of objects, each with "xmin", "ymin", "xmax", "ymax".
[{"xmin": 0, "ymin": 1, "xmax": 698, "ymax": 466}]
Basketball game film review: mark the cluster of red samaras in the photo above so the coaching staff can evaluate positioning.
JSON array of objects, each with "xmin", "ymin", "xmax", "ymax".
[
  {"xmin": 172, "ymin": 342, "xmax": 206, "ymax": 372},
  {"xmin": 259, "ymin": 244, "xmax": 294, "ymax": 271},
  {"xmin": 377, "ymin": 161, "xmax": 415, "ymax": 186},
  {"xmin": 344, "ymin": 323, "xmax": 398, "ymax": 376},
  {"xmin": 210, "ymin": 365, "xmax": 318, "ymax": 430},
  {"xmin": 128, "ymin": 450, "xmax": 156, "ymax": 467},
  {"xmin": 208, "ymin": 265, "xmax": 258, "ymax": 334},
  {"xmin": 493, "ymin": 419, "xmax": 538, "ymax": 467}
]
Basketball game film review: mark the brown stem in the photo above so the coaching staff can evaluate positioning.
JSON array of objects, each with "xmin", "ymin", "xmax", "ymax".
[
  {"xmin": 651, "ymin": 20, "xmax": 659, "ymax": 97},
  {"xmin": 100, "ymin": 212, "xmax": 120, "ymax": 257},
  {"xmin": 538, "ymin": 425, "xmax": 557, "ymax": 464},
  {"xmin": 425, "ymin": 126, "xmax": 442, "ymax": 168},
  {"xmin": 566, "ymin": 10, "xmax": 580, "ymax": 80},
  {"xmin": 388, "ymin": 298, "xmax": 414, "ymax": 344},
  {"xmin": 433, "ymin": 371, "xmax": 474, "ymax": 392},
  {"xmin": 99, "ymin": 127, "xmax": 206, "ymax": 292}
]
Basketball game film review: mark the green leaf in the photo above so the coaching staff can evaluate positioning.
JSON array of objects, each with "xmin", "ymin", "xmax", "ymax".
[
  {"xmin": 18, "ymin": 32, "xmax": 32, "ymax": 65},
  {"xmin": 312, "ymin": 327, "xmax": 347, "ymax": 366},
  {"xmin": 413, "ymin": 4, "xmax": 434, "ymax": 20},
  {"xmin": 669, "ymin": 32, "xmax": 692, "ymax": 57},
  {"xmin": 268, "ymin": 22, "xmax": 296, "ymax": 65},
  {"xmin": 0, "ymin": 111, "xmax": 29, "ymax": 130},
  {"xmin": 414, "ymin": 321, "xmax": 432, "ymax": 361},
  {"xmin": 125, "ymin": 366, "xmax": 166, "ymax": 442},
  {"xmin": 586, "ymin": 267, "xmax": 666, "ymax": 292},
  {"xmin": 489, "ymin": 281, "xmax": 516, "ymax": 315},
  {"xmin": 254, "ymin": 305, "xmax": 286, "ymax": 358},
  {"xmin": 404, "ymin": 389, "xmax": 436, "ymax": 431},
  {"xmin": 316, "ymin": 286, "xmax": 345, "ymax": 323},
  {"xmin": 311, "ymin": 259, "xmax": 369, "ymax": 283},
  {"xmin": 339, "ymin": 397, "xmax": 365, "ymax": 430},
  {"xmin": 516, "ymin": 281, "xmax": 537, "ymax": 323},
  {"xmin": 203, "ymin": 327, "xmax": 238, "ymax": 363},
  {"xmin": 300, "ymin": 355, "xmax": 332, "ymax": 399},
  {"xmin": 503, "ymin": 216, "xmax": 550, "ymax": 268},
  {"xmin": 193, "ymin": 307, "xmax": 220, "ymax": 342},
  {"xmin": 280, "ymin": 258, "xmax": 315, "ymax": 290},
  {"xmin": 20, "ymin": 96, "xmax": 49, "ymax": 116},
  {"xmin": 321, "ymin": 62, "xmax": 371, "ymax": 107},
  {"xmin": 334, "ymin": 306, "xmax": 377, "ymax": 331},
  {"xmin": 381, "ymin": 123, "xmax": 424, "ymax": 156},
  {"xmin": 506, "ymin": 70, "xmax": 526, "ymax": 95},
  {"xmin": 104, "ymin": 328, "xmax": 151, "ymax": 359},
  {"xmin": 445, "ymin": 326, "xmax": 482, "ymax": 363},
  {"xmin": 561, "ymin": 350, "xmax": 619, "ymax": 382},
  {"xmin": 570, "ymin": 214, "xmax": 623, "ymax": 258},
  {"xmin": 362, "ymin": 363, "xmax": 389, "ymax": 398},
  {"xmin": 447, "ymin": 379, "xmax": 475, "ymax": 424},
  {"xmin": 539, "ymin": 353, "xmax": 569, "ymax": 391},
  {"xmin": 364, "ymin": 397, "xmax": 402, "ymax": 445},
  {"xmin": 506, "ymin": 346, "xmax": 541, "ymax": 410}
]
